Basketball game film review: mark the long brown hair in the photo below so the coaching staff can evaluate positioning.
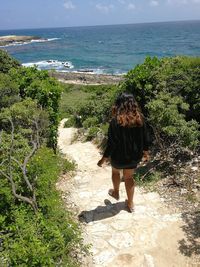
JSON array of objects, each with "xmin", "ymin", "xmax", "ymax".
[{"xmin": 112, "ymin": 93, "xmax": 144, "ymax": 127}]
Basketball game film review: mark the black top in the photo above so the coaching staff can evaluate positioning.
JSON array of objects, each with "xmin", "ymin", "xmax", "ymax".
[{"xmin": 103, "ymin": 118, "xmax": 150, "ymax": 168}]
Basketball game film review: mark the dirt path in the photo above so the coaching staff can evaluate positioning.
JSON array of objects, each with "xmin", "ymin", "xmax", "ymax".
[{"xmin": 57, "ymin": 119, "xmax": 194, "ymax": 267}]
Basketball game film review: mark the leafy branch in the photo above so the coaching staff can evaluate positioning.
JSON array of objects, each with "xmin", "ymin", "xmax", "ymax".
[{"xmin": 0, "ymin": 117, "xmax": 41, "ymax": 213}]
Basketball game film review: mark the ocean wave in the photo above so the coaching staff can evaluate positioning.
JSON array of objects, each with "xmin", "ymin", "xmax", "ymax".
[
  {"xmin": 0, "ymin": 37, "xmax": 60, "ymax": 48},
  {"xmin": 22, "ymin": 59, "xmax": 74, "ymax": 71}
]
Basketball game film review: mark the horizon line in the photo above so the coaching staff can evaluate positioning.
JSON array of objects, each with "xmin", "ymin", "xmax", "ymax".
[{"xmin": 0, "ymin": 19, "xmax": 200, "ymax": 32}]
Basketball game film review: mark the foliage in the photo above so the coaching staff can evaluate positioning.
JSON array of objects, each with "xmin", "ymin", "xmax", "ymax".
[
  {"xmin": 1, "ymin": 147, "xmax": 82, "ymax": 267},
  {"xmin": 82, "ymin": 117, "xmax": 99, "ymax": 129},
  {"xmin": 122, "ymin": 56, "xmax": 200, "ymax": 123},
  {"xmin": 121, "ymin": 56, "xmax": 200, "ymax": 152},
  {"xmin": 9, "ymin": 66, "xmax": 62, "ymax": 150},
  {"xmin": 60, "ymin": 83, "xmax": 91, "ymax": 119},
  {"xmin": 0, "ymin": 73, "xmax": 20, "ymax": 110},
  {"xmin": 86, "ymin": 126, "xmax": 100, "ymax": 140},
  {"xmin": 60, "ymin": 83, "xmax": 120, "ymax": 142},
  {"xmin": 0, "ymin": 51, "xmax": 84, "ymax": 266},
  {"xmin": 0, "ymin": 49, "xmax": 20, "ymax": 73},
  {"xmin": 61, "ymin": 85, "xmax": 120, "ymax": 128},
  {"xmin": 147, "ymin": 92, "xmax": 199, "ymax": 149}
]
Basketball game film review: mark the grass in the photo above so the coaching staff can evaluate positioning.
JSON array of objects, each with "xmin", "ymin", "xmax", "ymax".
[
  {"xmin": 60, "ymin": 83, "xmax": 92, "ymax": 119},
  {"xmin": 135, "ymin": 170, "xmax": 161, "ymax": 191}
]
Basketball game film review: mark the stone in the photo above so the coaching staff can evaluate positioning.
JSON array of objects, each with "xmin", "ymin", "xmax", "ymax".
[
  {"xmin": 108, "ymin": 232, "xmax": 134, "ymax": 249},
  {"xmin": 93, "ymin": 238, "xmax": 109, "ymax": 250},
  {"xmin": 90, "ymin": 223, "xmax": 109, "ymax": 233},
  {"xmin": 191, "ymin": 166, "xmax": 198, "ymax": 171},
  {"xmin": 161, "ymin": 213, "xmax": 181, "ymax": 222},
  {"xmin": 143, "ymin": 254, "xmax": 155, "ymax": 267},
  {"xmin": 79, "ymin": 191, "xmax": 93, "ymax": 198},
  {"xmin": 110, "ymin": 219, "xmax": 133, "ymax": 231},
  {"xmin": 94, "ymin": 249, "xmax": 116, "ymax": 265},
  {"xmin": 192, "ymin": 188, "xmax": 198, "ymax": 193},
  {"xmin": 180, "ymin": 188, "xmax": 187, "ymax": 195}
]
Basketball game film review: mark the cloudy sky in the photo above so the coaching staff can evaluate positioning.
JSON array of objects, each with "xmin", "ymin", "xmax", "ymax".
[{"xmin": 0, "ymin": 0, "xmax": 200, "ymax": 30}]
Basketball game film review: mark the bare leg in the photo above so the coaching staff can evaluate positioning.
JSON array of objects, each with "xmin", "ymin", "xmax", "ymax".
[
  {"xmin": 109, "ymin": 167, "xmax": 120, "ymax": 200},
  {"xmin": 123, "ymin": 169, "xmax": 135, "ymax": 211}
]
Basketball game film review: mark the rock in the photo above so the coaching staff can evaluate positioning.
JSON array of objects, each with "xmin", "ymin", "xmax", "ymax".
[
  {"xmin": 108, "ymin": 232, "xmax": 133, "ymax": 249},
  {"xmin": 192, "ymin": 188, "xmax": 198, "ymax": 193},
  {"xmin": 142, "ymin": 254, "xmax": 155, "ymax": 267},
  {"xmin": 110, "ymin": 219, "xmax": 133, "ymax": 231},
  {"xmin": 94, "ymin": 249, "xmax": 116, "ymax": 265},
  {"xmin": 180, "ymin": 188, "xmax": 187, "ymax": 195},
  {"xmin": 0, "ymin": 35, "xmax": 46, "ymax": 46},
  {"xmin": 191, "ymin": 166, "xmax": 198, "ymax": 171}
]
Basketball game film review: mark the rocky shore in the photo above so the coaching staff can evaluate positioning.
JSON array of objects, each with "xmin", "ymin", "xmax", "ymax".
[
  {"xmin": 0, "ymin": 35, "xmax": 46, "ymax": 46},
  {"xmin": 50, "ymin": 71, "xmax": 125, "ymax": 85}
]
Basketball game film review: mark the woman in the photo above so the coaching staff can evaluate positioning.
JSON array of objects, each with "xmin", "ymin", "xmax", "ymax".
[{"xmin": 97, "ymin": 93, "xmax": 150, "ymax": 212}]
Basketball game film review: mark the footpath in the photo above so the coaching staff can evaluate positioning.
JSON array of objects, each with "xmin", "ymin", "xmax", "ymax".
[{"xmin": 57, "ymin": 119, "xmax": 195, "ymax": 267}]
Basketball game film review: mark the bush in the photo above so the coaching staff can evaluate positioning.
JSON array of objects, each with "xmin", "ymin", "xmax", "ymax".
[
  {"xmin": 1, "ymin": 147, "xmax": 82, "ymax": 267},
  {"xmin": 147, "ymin": 92, "xmax": 199, "ymax": 149},
  {"xmin": 0, "ymin": 49, "xmax": 20, "ymax": 73},
  {"xmin": 121, "ymin": 56, "xmax": 200, "ymax": 151},
  {"xmin": 0, "ymin": 51, "xmax": 85, "ymax": 266},
  {"xmin": 0, "ymin": 73, "xmax": 20, "ymax": 110},
  {"xmin": 82, "ymin": 117, "xmax": 99, "ymax": 129},
  {"xmin": 86, "ymin": 126, "xmax": 99, "ymax": 140},
  {"xmin": 9, "ymin": 66, "xmax": 62, "ymax": 150}
]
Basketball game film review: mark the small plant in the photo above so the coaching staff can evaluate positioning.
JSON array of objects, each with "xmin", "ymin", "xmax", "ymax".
[
  {"xmin": 86, "ymin": 126, "xmax": 99, "ymax": 140},
  {"xmin": 82, "ymin": 117, "xmax": 99, "ymax": 129},
  {"xmin": 64, "ymin": 116, "xmax": 76, "ymax": 128}
]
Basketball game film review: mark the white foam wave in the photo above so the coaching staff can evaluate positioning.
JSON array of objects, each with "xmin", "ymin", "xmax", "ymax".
[
  {"xmin": 0, "ymin": 37, "xmax": 60, "ymax": 48},
  {"xmin": 22, "ymin": 59, "xmax": 74, "ymax": 71}
]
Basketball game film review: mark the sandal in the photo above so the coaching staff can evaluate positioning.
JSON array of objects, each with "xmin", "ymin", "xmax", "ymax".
[
  {"xmin": 108, "ymin": 189, "xmax": 119, "ymax": 200},
  {"xmin": 125, "ymin": 199, "xmax": 135, "ymax": 213}
]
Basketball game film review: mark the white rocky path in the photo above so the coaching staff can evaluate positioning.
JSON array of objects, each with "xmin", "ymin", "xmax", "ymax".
[{"xmin": 57, "ymin": 119, "xmax": 192, "ymax": 267}]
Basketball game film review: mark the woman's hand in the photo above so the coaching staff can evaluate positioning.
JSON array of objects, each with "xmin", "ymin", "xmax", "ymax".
[
  {"xmin": 142, "ymin": 150, "xmax": 150, "ymax": 162},
  {"xmin": 97, "ymin": 157, "xmax": 108, "ymax": 167}
]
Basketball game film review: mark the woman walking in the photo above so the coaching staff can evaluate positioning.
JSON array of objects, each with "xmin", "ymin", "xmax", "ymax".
[{"xmin": 97, "ymin": 93, "xmax": 150, "ymax": 212}]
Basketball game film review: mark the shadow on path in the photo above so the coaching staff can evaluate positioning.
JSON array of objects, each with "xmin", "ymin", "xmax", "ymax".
[
  {"xmin": 179, "ymin": 211, "xmax": 200, "ymax": 258},
  {"xmin": 78, "ymin": 199, "xmax": 128, "ymax": 223}
]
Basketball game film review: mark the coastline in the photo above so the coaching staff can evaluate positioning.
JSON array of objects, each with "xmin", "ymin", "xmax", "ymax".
[
  {"xmin": 0, "ymin": 35, "xmax": 47, "ymax": 46},
  {"xmin": 49, "ymin": 71, "xmax": 125, "ymax": 85}
]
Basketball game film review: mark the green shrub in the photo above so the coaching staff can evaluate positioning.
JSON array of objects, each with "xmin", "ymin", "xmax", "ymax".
[
  {"xmin": 86, "ymin": 126, "xmax": 99, "ymax": 140},
  {"xmin": 121, "ymin": 56, "xmax": 200, "ymax": 150},
  {"xmin": 0, "ymin": 73, "xmax": 20, "ymax": 110},
  {"xmin": 64, "ymin": 116, "xmax": 76, "ymax": 128},
  {"xmin": 1, "ymin": 147, "xmax": 83, "ymax": 266},
  {"xmin": 0, "ymin": 49, "xmax": 20, "ymax": 73},
  {"xmin": 146, "ymin": 92, "xmax": 199, "ymax": 149},
  {"xmin": 82, "ymin": 117, "xmax": 99, "ymax": 129},
  {"xmin": 9, "ymin": 66, "xmax": 62, "ymax": 150},
  {"xmin": 0, "ymin": 51, "xmax": 85, "ymax": 266}
]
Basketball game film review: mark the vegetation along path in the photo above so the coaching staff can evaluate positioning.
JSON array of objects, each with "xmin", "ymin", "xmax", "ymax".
[{"xmin": 57, "ymin": 119, "xmax": 195, "ymax": 267}]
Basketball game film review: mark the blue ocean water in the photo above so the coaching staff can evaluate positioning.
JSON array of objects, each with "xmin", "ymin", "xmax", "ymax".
[{"xmin": 0, "ymin": 20, "xmax": 200, "ymax": 74}]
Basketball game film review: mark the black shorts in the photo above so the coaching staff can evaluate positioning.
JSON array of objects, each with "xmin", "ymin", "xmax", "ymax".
[{"xmin": 111, "ymin": 159, "xmax": 138, "ymax": 169}]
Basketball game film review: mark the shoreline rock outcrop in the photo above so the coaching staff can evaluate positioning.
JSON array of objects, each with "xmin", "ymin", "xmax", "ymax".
[{"xmin": 0, "ymin": 35, "xmax": 46, "ymax": 46}]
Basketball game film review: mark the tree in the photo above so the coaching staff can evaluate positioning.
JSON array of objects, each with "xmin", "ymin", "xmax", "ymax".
[
  {"xmin": 0, "ymin": 49, "xmax": 20, "ymax": 73},
  {"xmin": 0, "ymin": 99, "xmax": 49, "ymax": 212}
]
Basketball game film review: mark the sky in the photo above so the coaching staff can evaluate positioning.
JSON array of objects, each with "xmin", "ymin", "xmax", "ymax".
[{"xmin": 0, "ymin": 0, "xmax": 200, "ymax": 30}]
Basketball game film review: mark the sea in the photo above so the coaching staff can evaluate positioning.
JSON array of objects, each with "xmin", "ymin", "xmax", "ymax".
[{"xmin": 0, "ymin": 20, "xmax": 200, "ymax": 75}]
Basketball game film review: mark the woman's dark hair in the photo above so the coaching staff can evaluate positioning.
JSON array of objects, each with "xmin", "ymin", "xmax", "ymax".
[{"xmin": 112, "ymin": 93, "xmax": 144, "ymax": 127}]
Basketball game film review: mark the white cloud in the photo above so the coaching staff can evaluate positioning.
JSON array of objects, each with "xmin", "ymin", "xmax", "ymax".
[
  {"xmin": 95, "ymin": 4, "xmax": 114, "ymax": 13},
  {"xmin": 63, "ymin": 1, "xmax": 76, "ymax": 10},
  {"xmin": 192, "ymin": 0, "xmax": 200, "ymax": 3},
  {"xmin": 127, "ymin": 3, "xmax": 136, "ymax": 10},
  {"xmin": 150, "ymin": 0, "xmax": 159, "ymax": 6}
]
